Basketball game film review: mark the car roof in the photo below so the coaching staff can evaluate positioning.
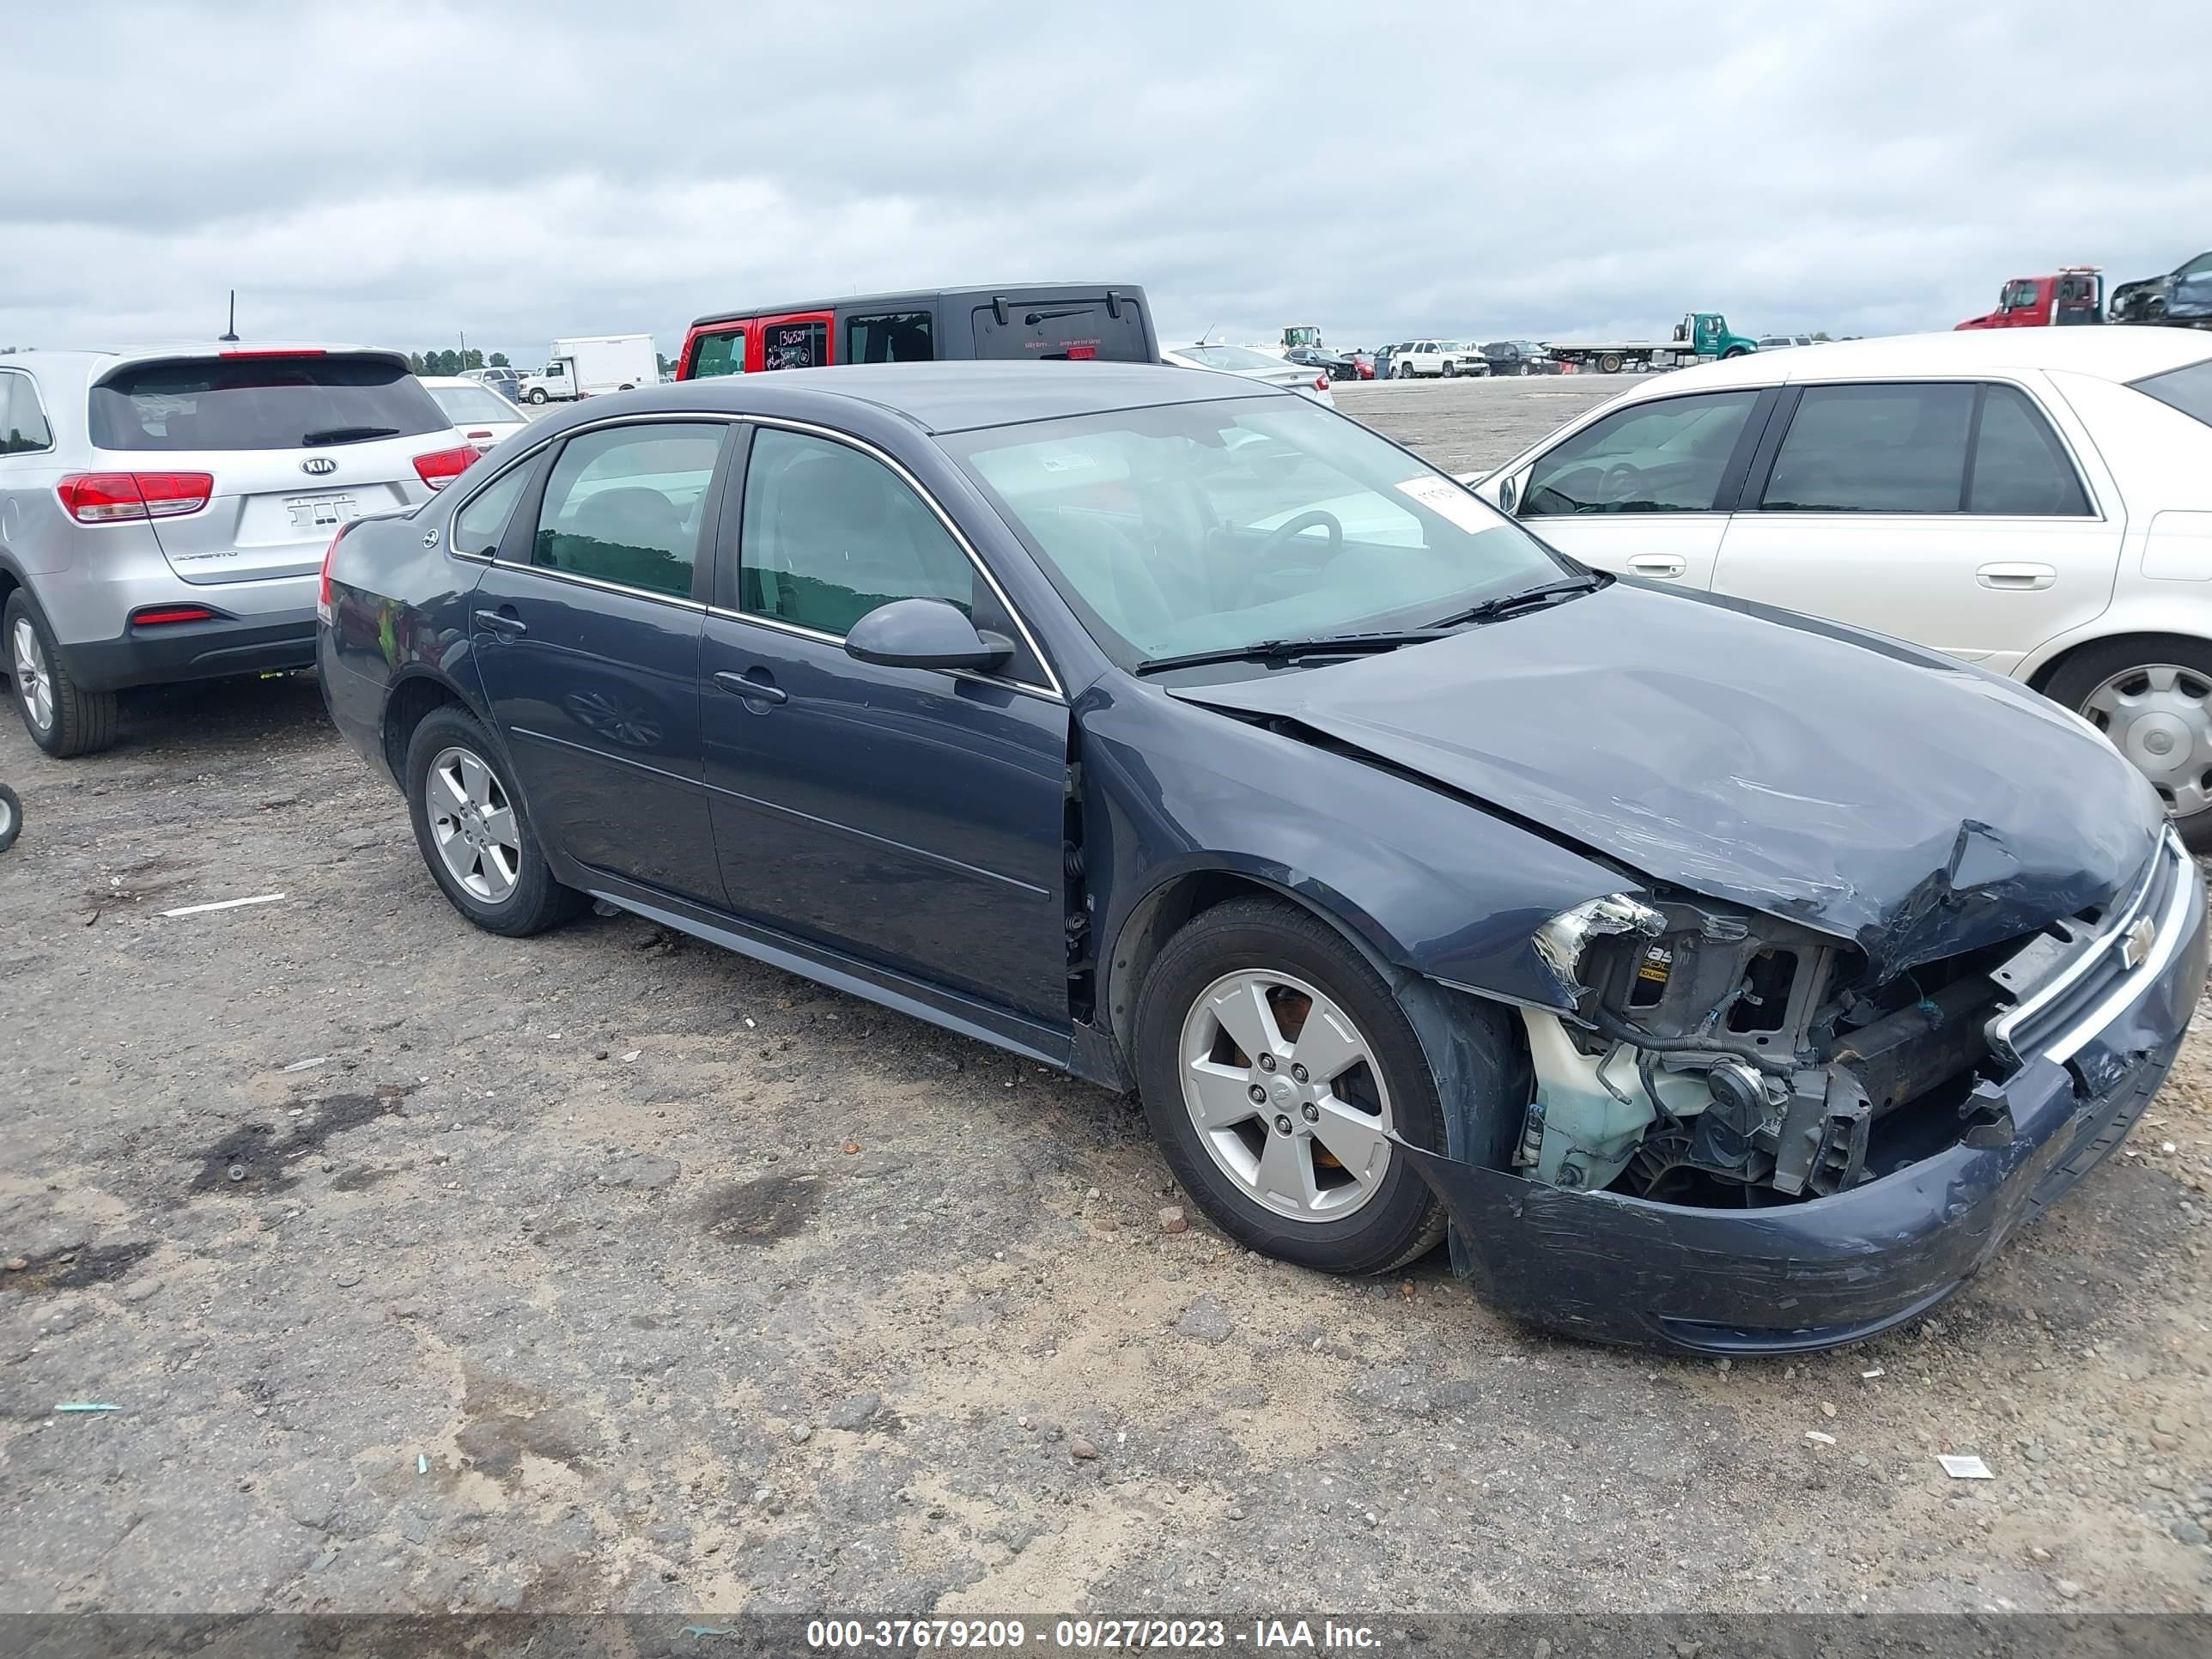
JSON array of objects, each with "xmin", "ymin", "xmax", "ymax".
[
  {"xmin": 618, "ymin": 362, "xmax": 1263, "ymax": 436},
  {"xmin": 1, "ymin": 343, "xmax": 410, "ymax": 388},
  {"xmin": 1640, "ymin": 326, "xmax": 2212, "ymax": 395},
  {"xmin": 690, "ymin": 283, "xmax": 1146, "ymax": 330}
]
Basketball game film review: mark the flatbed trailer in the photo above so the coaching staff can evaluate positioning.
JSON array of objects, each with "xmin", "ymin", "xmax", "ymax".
[{"xmin": 1545, "ymin": 312, "xmax": 1757, "ymax": 373}]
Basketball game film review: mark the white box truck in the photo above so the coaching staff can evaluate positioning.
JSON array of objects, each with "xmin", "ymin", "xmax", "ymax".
[{"xmin": 519, "ymin": 334, "xmax": 659, "ymax": 404}]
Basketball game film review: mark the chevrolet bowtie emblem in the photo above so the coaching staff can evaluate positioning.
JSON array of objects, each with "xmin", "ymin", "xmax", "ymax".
[{"xmin": 2121, "ymin": 916, "xmax": 2157, "ymax": 972}]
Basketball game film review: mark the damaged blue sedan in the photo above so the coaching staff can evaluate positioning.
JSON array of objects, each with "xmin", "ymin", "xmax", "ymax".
[{"xmin": 318, "ymin": 362, "xmax": 2207, "ymax": 1353}]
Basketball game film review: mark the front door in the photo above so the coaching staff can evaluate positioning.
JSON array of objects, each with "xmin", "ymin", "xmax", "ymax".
[
  {"xmin": 1711, "ymin": 379, "xmax": 2122, "ymax": 671},
  {"xmin": 700, "ymin": 423, "xmax": 1069, "ymax": 1019},
  {"xmin": 468, "ymin": 419, "xmax": 732, "ymax": 903},
  {"xmin": 1505, "ymin": 387, "xmax": 1773, "ymax": 588}
]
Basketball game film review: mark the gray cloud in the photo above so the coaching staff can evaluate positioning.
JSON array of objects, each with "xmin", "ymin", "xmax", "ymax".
[{"xmin": 5, "ymin": 0, "xmax": 2209, "ymax": 362}]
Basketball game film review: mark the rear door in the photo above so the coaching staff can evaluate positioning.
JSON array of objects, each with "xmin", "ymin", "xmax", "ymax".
[
  {"xmin": 1711, "ymin": 378, "xmax": 2121, "ymax": 669},
  {"xmin": 87, "ymin": 352, "xmax": 459, "ymax": 585},
  {"xmin": 468, "ymin": 419, "xmax": 734, "ymax": 902},
  {"xmin": 1499, "ymin": 387, "xmax": 1774, "ymax": 588},
  {"xmin": 968, "ymin": 292, "xmax": 1151, "ymax": 362},
  {"xmin": 2170, "ymin": 252, "xmax": 2212, "ymax": 320}
]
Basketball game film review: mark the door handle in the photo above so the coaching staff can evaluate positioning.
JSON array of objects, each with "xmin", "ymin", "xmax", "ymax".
[
  {"xmin": 473, "ymin": 608, "xmax": 527, "ymax": 637},
  {"xmin": 1628, "ymin": 555, "xmax": 1687, "ymax": 579},
  {"xmin": 714, "ymin": 670, "xmax": 787, "ymax": 706},
  {"xmin": 1976, "ymin": 562, "xmax": 2057, "ymax": 591}
]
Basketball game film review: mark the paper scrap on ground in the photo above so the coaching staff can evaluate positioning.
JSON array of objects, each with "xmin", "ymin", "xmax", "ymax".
[
  {"xmin": 161, "ymin": 893, "xmax": 286, "ymax": 918},
  {"xmin": 1938, "ymin": 1454, "xmax": 1994, "ymax": 1480},
  {"xmin": 1806, "ymin": 1430, "xmax": 1837, "ymax": 1445},
  {"xmin": 56, "ymin": 1402, "xmax": 120, "ymax": 1413}
]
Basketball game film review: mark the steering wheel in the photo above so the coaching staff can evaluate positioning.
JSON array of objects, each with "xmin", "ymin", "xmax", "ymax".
[
  {"xmin": 1601, "ymin": 463, "xmax": 1645, "ymax": 506},
  {"xmin": 1240, "ymin": 509, "xmax": 1344, "ymax": 602}
]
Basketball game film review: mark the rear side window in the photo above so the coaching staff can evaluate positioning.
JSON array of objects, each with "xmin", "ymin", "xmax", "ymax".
[
  {"xmin": 1522, "ymin": 391, "xmax": 1760, "ymax": 515},
  {"xmin": 1966, "ymin": 385, "xmax": 2090, "ymax": 514},
  {"xmin": 847, "ymin": 312, "xmax": 934, "ymax": 363},
  {"xmin": 453, "ymin": 465, "xmax": 533, "ymax": 559},
  {"xmin": 689, "ymin": 328, "xmax": 746, "ymax": 379},
  {"xmin": 970, "ymin": 296, "xmax": 1150, "ymax": 362},
  {"xmin": 2134, "ymin": 362, "xmax": 2212, "ymax": 428},
  {"xmin": 761, "ymin": 320, "xmax": 828, "ymax": 372},
  {"xmin": 738, "ymin": 428, "xmax": 973, "ymax": 635},
  {"xmin": 88, "ymin": 355, "xmax": 448, "ymax": 452},
  {"xmin": 532, "ymin": 423, "xmax": 724, "ymax": 599},
  {"xmin": 1760, "ymin": 383, "xmax": 1974, "ymax": 513},
  {"xmin": 1, "ymin": 372, "xmax": 53, "ymax": 453}
]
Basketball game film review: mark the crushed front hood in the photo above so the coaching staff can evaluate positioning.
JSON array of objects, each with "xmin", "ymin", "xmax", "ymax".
[{"xmin": 1172, "ymin": 582, "xmax": 2164, "ymax": 980}]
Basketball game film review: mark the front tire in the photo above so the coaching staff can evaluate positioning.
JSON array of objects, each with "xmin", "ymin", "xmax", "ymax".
[
  {"xmin": 2045, "ymin": 635, "xmax": 2212, "ymax": 851},
  {"xmin": 404, "ymin": 707, "xmax": 586, "ymax": 936},
  {"xmin": 0, "ymin": 783, "xmax": 20, "ymax": 853},
  {"xmin": 1133, "ymin": 896, "xmax": 1449, "ymax": 1275},
  {"xmin": 5, "ymin": 592, "xmax": 117, "ymax": 758},
  {"xmin": 528, "ymin": 388, "xmax": 550, "ymax": 404}
]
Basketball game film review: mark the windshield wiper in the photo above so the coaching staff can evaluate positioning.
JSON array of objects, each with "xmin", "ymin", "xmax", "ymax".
[
  {"xmin": 1427, "ymin": 574, "xmax": 1605, "ymax": 629},
  {"xmin": 1134, "ymin": 629, "xmax": 1452, "ymax": 677},
  {"xmin": 301, "ymin": 425, "xmax": 403, "ymax": 447}
]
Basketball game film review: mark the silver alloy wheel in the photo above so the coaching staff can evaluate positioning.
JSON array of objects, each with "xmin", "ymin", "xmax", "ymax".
[
  {"xmin": 11, "ymin": 618, "xmax": 53, "ymax": 734},
  {"xmin": 426, "ymin": 744, "xmax": 522, "ymax": 904},
  {"xmin": 1177, "ymin": 968, "xmax": 1395, "ymax": 1223},
  {"xmin": 2081, "ymin": 662, "xmax": 2212, "ymax": 818}
]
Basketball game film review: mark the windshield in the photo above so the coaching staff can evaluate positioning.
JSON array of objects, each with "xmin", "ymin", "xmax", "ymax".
[
  {"xmin": 1177, "ymin": 344, "xmax": 1287, "ymax": 372},
  {"xmin": 948, "ymin": 396, "xmax": 1569, "ymax": 668},
  {"xmin": 427, "ymin": 384, "xmax": 520, "ymax": 425},
  {"xmin": 89, "ymin": 354, "xmax": 448, "ymax": 452}
]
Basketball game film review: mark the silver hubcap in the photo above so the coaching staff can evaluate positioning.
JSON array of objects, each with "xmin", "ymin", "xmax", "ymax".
[
  {"xmin": 427, "ymin": 745, "xmax": 521, "ymax": 904},
  {"xmin": 2082, "ymin": 663, "xmax": 2212, "ymax": 818},
  {"xmin": 11, "ymin": 619, "xmax": 53, "ymax": 734},
  {"xmin": 0, "ymin": 795, "xmax": 14, "ymax": 840},
  {"xmin": 1178, "ymin": 969, "xmax": 1394, "ymax": 1223}
]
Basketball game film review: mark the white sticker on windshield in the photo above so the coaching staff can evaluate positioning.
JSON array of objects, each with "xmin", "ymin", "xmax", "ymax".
[
  {"xmin": 1395, "ymin": 475, "xmax": 1492, "ymax": 533},
  {"xmin": 1036, "ymin": 452, "xmax": 1099, "ymax": 473}
]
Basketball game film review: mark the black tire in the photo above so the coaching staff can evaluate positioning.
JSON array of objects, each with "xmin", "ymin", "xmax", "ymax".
[
  {"xmin": 529, "ymin": 388, "xmax": 550, "ymax": 404},
  {"xmin": 3, "ymin": 592, "xmax": 118, "ymax": 758},
  {"xmin": 2044, "ymin": 635, "xmax": 2212, "ymax": 852},
  {"xmin": 403, "ymin": 706, "xmax": 587, "ymax": 937},
  {"xmin": 1598, "ymin": 352, "xmax": 1624, "ymax": 374},
  {"xmin": 1395, "ymin": 362, "xmax": 1414, "ymax": 380},
  {"xmin": 1133, "ymin": 896, "xmax": 1449, "ymax": 1275},
  {"xmin": 0, "ymin": 782, "xmax": 20, "ymax": 854},
  {"xmin": 1722, "ymin": 346, "xmax": 1749, "ymax": 360}
]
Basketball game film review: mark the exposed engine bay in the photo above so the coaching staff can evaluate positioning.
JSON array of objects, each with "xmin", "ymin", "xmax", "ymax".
[{"xmin": 1521, "ymin": 890, "xmax": 2041, "ymax": 1205}]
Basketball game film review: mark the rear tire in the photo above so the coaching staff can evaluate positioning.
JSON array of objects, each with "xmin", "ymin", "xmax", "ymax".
[
  {"xmin": 404, "ymin": 707, "xmax": 587, "ymax": 937},
  {"xmin": 1598, "ymin": 352, "xmax": 1624, "ymax": 374},
  {"xmin": 2044, "ymin": 635, "xmax": 2212, "ymax": 852},
  {"xmin": 1133, "ymin": 896, "xmax": 1449, "ymax": 1276},
  {"xmin": 5, "ymin": 592, "xmax": 118, "ymax": 759},
  {"xmin": 0, "ymin": 783, "xmax": 20, "ymax": 853}
]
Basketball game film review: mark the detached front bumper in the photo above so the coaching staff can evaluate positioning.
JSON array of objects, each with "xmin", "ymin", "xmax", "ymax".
[{"xmin": 1400, "ymin": 834, "xmax": 2208, "ymax": 1354}]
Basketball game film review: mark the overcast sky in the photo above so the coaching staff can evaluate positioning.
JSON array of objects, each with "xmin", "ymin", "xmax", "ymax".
[{"xmin": 6, "ymin": 0, "xmax": 2209, "ymax": 363}]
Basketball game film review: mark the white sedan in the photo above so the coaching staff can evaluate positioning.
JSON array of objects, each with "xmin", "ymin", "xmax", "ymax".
[
  {"xmin": 1471, "ymin": 326, "xmax": 2212, "ymax": 843},
  {"xmin": 420, "ymin": 375, "xmax": 531, "ymax": 455},
  {"xmin": 1160, "ymin": 343, "xmax": 1334, "ymax": 406}
]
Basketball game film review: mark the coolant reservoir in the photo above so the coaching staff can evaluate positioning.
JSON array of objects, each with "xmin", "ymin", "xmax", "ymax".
[{"xmin": 1521, "ymin": 1012, "xmax": 1707, "ymax": 1192}]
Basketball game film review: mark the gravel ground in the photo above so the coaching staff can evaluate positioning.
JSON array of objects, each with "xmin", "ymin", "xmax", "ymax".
[{"xmin": 3, "ymin": 377, "xmax": 2209, "ymax": 1619}]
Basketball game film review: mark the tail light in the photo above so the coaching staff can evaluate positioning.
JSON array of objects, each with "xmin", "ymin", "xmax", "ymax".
[
  {"xmin": 412, "ymin": 445, "xmax": 478, "ymax": 490},
  {"xmin": 1315, "ymin": 374, "xmax": 1330, "ymax": 392},
  {"xmin": 57, "ymin": 472, "xmax": 214, "ymax": 524},
  {"xmin": 317, "ymin": 521, "xmax": 357, "ymax": 625}
]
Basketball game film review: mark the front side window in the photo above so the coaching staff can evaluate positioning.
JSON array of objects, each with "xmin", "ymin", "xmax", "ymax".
[
  {"xmin": 1760, "ymin": 383, "xmax": 1974, "ymax": 514},
  {"xmin": 689, "ymin": 328, "xmax": 747, "ymax": 378},
  {"xmin": 2133, "ymin": 360, "xmax": 2212, "ymax": 428},
  {"xmin": 453, "ymin": 465, "xmax": 533, "ymax": 558},
  {"xmin": 739, "ymin": 428, "xmax": 973, "ymax": 635},
  {"xmin": 1522, "ymin": 391, "xmax": 1760, "ymax": 515},
  {"xmin": 847, "ymin": 312, "xmax": 934, "ymax": 364},
  {"xmin": 1, "ymin": 374, "xmax": 53, "ymax": 454},
  {"xmin": 1966, "ymin": 385, "xmax": 2090, "ymax": 515},
  {"xmin": 532, "ymin": 423, "xmax": 723, "ymax": 599},
  {"xmin": 950, "ymin": 396, "xmax": 1565, "ymax": 667}
]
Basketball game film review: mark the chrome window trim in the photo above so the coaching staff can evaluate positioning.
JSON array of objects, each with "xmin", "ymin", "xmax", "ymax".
[
  {"xmin": 0, "ymin": 368, "xmax": 57, "ymax": 456},
  {"xmin": 703, "ymin": 603, "xmax": 1064, "ymax": 705},
  {"xmin": 731, "ymin": 414, "xmax": 1066, "ymax": 701},
  {"xmin": 503, "ymin": 562, "xmax": 708, "ymax": 613}
]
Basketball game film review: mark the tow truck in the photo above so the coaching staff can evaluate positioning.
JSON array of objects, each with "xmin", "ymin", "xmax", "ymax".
[
  {"xmin": 1543, "ymin": 313, "xmax": 1757, "ymax": 374},
  {"xmin": 1955, "ymin": 267, "xmax": 2104, "ymax": 330}
]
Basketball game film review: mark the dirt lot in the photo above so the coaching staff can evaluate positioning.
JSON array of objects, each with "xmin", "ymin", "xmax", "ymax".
[{"xmin": 3, "ymin": 376, "xmax": 2209, "ymax": 1619}]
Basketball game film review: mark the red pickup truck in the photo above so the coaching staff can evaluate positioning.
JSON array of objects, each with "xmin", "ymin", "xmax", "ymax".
[{"xmin": 1956, "ymin": 267, "xmax": 2105, "ymax": 329}]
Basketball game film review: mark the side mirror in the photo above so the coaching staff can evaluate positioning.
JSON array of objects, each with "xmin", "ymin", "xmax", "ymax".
[
  {"xmin": 844, "ymin": 599, "xmax": 1012, "ymax": 672},
  {"xmin": 1497, "ymin": 468, "xmax": 1531, "ymax": 514}
]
